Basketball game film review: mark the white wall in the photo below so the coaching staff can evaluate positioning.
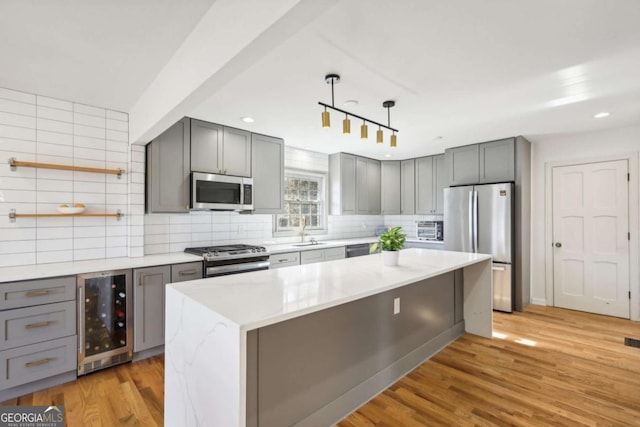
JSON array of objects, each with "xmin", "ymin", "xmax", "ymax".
[
  {"xmin": 530, "ymin": 124, "xmax": 640, "ymax": 304},
  {"xmin": 0, "ymin": 87, "xmax": 144, "ymax": 267}
]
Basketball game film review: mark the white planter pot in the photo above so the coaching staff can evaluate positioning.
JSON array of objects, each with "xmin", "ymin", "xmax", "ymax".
[{"xmin": 381, "ymin": 250, "xmax": 399, "ymax": 266}]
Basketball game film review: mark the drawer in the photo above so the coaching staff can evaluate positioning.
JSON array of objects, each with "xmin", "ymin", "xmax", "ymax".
[
  {"xmin": 300, "ymin": 250, "xmax": 323, "ymax": 265},
  {"xmin": 324, "ymin": 246, "xmax": 345, "ymax": 261},
  {"xmin": 0, "ymin": 335, "xmax": 77, "ymax": 390},
  {"xmin": 269, "ymin": 252, "xmax": 300, "ymax": 269},
  {"xmin": 171, "ymin": 262, "xmax": 203, "ymax": 283},
  {"xmin": 0, "ymin": 276, "xmax": 76, "ymax": 311},
  {"xmin": 0, "ymin": 301, "xmax": 76, "ymax": 351}
]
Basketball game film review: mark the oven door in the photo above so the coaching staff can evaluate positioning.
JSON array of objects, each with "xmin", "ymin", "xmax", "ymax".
[
  {"xmin": 206, "ymin": 258, "xmax": 270, "ymax": 277},
  {"xmin": 192, "ymin": 172, "xmax": 245, "ymax": 210}
]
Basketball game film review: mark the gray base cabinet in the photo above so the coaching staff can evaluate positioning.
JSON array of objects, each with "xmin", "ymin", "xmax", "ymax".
[
  {"xmin": 269, "ymin": 252, "xmax": 300, "ymax": 269},
  {"xmin": 251, "ymin": 134, "xmax": 285, "ymax": 214},
  {"xmin": 300, "ymin": 247, "xmax": 345, "ymax": 265},
  {"xmin": 146, "ymin": 117, "xmax": 191, "ymax": 213},
  {"xmin": 134, "ymin": 266, "xmax": 170, "ymax": 352},
  {"xmin": 381, "ymin": 161, "xmax": 400, "ymax": 214}
]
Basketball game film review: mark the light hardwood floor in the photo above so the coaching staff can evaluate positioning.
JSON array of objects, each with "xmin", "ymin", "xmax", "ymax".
[{"xmin": 3, "ymin": 305, "xmax": 640, "ymax": 426}]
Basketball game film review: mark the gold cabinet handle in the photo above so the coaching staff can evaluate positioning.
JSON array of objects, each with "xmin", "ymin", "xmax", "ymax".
[
  {"xmin": 25, "ymin": 321, "xmax": 51, "ymax": 329},
  {"xmin": 25, "ymin": 358, "xmax": 53, "ymax": 368},
  {"xmin": 26, "ymin": 289, "xmax": 50, "ymax": 297},
  {"xmin": 178, "ymin": 269, "xmax": 197, "ymax": 276}
]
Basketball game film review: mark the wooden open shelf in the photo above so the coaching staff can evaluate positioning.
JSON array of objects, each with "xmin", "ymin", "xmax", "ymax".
[
  {"xmin": 8, "ymin": 210, "xmax": 124, "ymax": 221},
  {"xmin": 8, "ymin": 157, "xmax": 125, "ymax": 177}
]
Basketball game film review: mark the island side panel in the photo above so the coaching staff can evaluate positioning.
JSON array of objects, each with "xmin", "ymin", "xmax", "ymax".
[
  {"xmin": 165, "ymin": 286, "xmax": 242, "ymax": 427},
  {"xmin": 462, "ymin": 258, "xmax": 493, "ymax": 338},
  {"xmin": 252, "ymin": 272, "xmax": 458, "ymax": 427}
]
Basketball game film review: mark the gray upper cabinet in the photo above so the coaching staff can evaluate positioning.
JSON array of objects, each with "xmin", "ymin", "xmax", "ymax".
[
  {"xmin": 356, "ymin": 157, "xmax": 369, "ymax": 214},
  {"xmin": 445, "ymin": 144, "xmax": 479, "ymax": 186},
  {"xmin": 415, "ymin": 156, "xmax": 434, "ymax": 214},
  {"xmin": 190, "ymin": 120, "xmax": 251, "ymax": 177},
  {"xmin": 329, "ymin": 153, "xmax": 356, "ymax": 215},
  {"xmin": 400, "ymin": 159, "xmax": 415, "ymax": 215},
  {"xmin": 251, "ymin": 134, "xmax": 284, "ymax": 214},
  {"xmin": 190, "ymin": 119, "xmax": 222, "ymax": 174},
  {"xmin": 134, "ymin": 265, "xmax": 170, "ymax": 352},
  {"xmin": 479, "ymin": 138, "xmax": 515, "ymax": 183},
  {"xmin": 367, "ymin": 159, "xmax": 381, "ymax": 214},
  {"xmin": 381, "ymin": 161, "xmax": 400, "ymax": 215},
  {"xmin": 146, "ymin": 118, "xmax": 190, "ymax": 213},
  {"xmin": 415, "ymin": 154, "xmax": 447, "ymax": 214}
]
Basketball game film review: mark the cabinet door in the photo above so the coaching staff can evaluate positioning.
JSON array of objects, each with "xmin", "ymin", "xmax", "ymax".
[
  {"xmin": 269, "ymin": 252, "xmax": 300, "ymax": 269},
  {"xmin": 190, "ymin": 119, "xmax": 223, "ymax": 174},
  {"xmin": 134, "ymin": 265, "xmax": 170, "ymax": 352},
  {"xmin": 171, "ymin": 262, "xmax": 203, "ymax": 283},
  {"xmin": 340, "ymin": 154, "xmax": 357, "ymax": 214},
  {"xmin": 300, "ymin": 250, "xmax": 324, "ymax": 265},
  {"xmin": 323, "ymin": 246, "xmax": 345, "ymax": 261},
  {"xmin": 433, "ymin": 154, "xmax": 447, "ymax": 215},
  {"xmin": 380, "ymin": 161, "xmax": 400, "ymax": 214},
  {"xmin": 415, "ymin": 156, "xmax": 434, "ymax": 214},
  {"xmin": 223, "ymin": 127, "xmax": 252, "ymax": 177},
  {"xmin": 367, "ymin": 159, "xmax": 381, "ymax": 214},
  {"xmin": 400, "ymin": 159, "xmax": 415, "ymax": 214},
  {"xmin": 355, "ymin": 157, "xmax": 369, "ymax": 214},
  {"xmin": 446, "ymin": 144, "xmax": 479, "ymax": 186},
  {"xmin": 147, "ymin": 118, "xmax": 190, "ymax": 213},
  {"xmin": 479, "ymin": 138, "xmax": 515, "ymax": 183},
  {"xmin": 251, "ymin": 134, "xmax": 284, "ymax": 214}
]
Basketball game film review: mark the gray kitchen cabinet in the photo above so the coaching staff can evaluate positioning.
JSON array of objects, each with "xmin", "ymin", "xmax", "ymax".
[
  {"xmin": 171, "ymin": 262, "xmax": 203, "ymax": 283},
  {"xmin": 381, "ymin": 161, "xmax": 400, "ymax": 214},
  {"xmin": 251, "ymin": 133, "xmax": 284, "ymax": 214},
  {"xmin": 329, "ymin": 153, "xmax": 357, "ymax": 215},
  {"xmin": 445, "ymin": 144, "xmax": 479, "ymax": 186},
  {"xmin": 0, "ymin": 276, "xmax": 76, "ymax": 311},
  {"xmin": 367, "ymin": 159, "xmax": 381, "ymax": 214},
  {"xmin": 400, "ymin": 159, "xmax": 415, "ymax": 214},
  {"xmin": 134, "ymin": 265, "xmax": 170, "ymax": 352},
  {"xmin": 479, "ymin": 138, "xmax": 515, "ymax": 183},
  {"xmin": 300, "ymin": 247, "xmax": 345, "ymax": 265},
  {"xmin": 323, "ymin": 246, "xmax": 346, "ymax": 261},
  {"xmin": 269, "ymin": 252, "xmax": 300, "ymax": 269},
  {"xmin": 356, "ymin": 157, "xmax": 369, "ymax": 214},
  {"xmin": 146, "ymin": 117, "xmax": 190, "ymax": 213},
  {"xmin": 405, "ymin": 241, "xmax": 445, "ymax": 250},
  {"xmin": 190, "ymin": 119, "xmax": 251, "ymax": 177},
  {"xmin": 415, "ymin": 154, "xmax": 447, "ymax": 214}
]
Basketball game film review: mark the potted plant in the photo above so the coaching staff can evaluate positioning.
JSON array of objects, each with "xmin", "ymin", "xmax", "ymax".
[{"xmin": 370, "ymin": 226, "xmax": 406, "ymax": 266}]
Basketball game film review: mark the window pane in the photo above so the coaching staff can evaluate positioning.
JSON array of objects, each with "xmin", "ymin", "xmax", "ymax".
[
  {"xmin": 299, "ymin": 180, "xmax": 309, "ymax": 190},
  {"xmin": 309, "ymin": 190, "xmax": 318, "ymax": 201},
  {"xmin": 289, "ymin": 189, "xmax": 298, "ymax": 200},
  {"xmin": 279, "ymin": 216, "xmax": 289, "ymax": 227},
  {"xmin": 289, "ymin": 179, "xmax": 299, "ymax": 190},
  {"xmin": 310, "ymin": 204, "xmax": 318, "ymax": 214},
  {"xmin": 299, "ymin": 190, "xmax": 308, "ymax": 201},
  {"xmin": 290, "ymin": 203, "xmax": 300, "ymax": 214},
  {"xmin": 310, "ymin": 216, "xmax": 319, "ymax": 226},
  {"xmin": 301, "ymin": 204, "xmax": 310, "ymax": 214},
  {"xmin": 309, "ymin": 181, "xmax": 318, "ymax": 191},
  {"xmin": 290, "ymin": 216, "xmax": 300, "ymax": 227}
]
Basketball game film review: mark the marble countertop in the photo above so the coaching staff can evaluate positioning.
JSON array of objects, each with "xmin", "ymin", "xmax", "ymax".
[{"xmin": 168, "ymin": 248, "xmax": 490, "ymax": 332}]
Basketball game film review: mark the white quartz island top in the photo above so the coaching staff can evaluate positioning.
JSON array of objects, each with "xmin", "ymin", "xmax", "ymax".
[{"xmin": 168, "ymin": 248, "xmax": 491, "ymax": 332}]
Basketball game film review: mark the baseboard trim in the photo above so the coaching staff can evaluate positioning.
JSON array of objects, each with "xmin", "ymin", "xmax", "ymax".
[
  {"xmin": 531, "ymin": 298, "xmax": 547, "ymax": 306},
  {"xmin": 0, "ymin": 371, "xmax": 76, "ymax": 402},
  {"xmin": 297, "ymin": 321, "xmax": 466, "ymax": 427},
  {"xmin": 132, "ymin": 345, "xmax": 164, "ymax": 362}
]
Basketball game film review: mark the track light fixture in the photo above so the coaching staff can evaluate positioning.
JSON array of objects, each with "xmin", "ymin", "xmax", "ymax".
[{"xmin": 319, "ymin": 73, "xmax": 398, "ymax": 147}]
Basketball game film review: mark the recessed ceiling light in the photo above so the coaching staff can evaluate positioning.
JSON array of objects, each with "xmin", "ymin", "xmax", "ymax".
[
  {"xmin": 594, "ymin": 112, "xmax": 610, "ymax": 119},
  {"xmin": 241, "ymin": 117, "xmax": 255, "ymax": 123},
  {"xmin": 384, "ymin": 154, "xmax": 391, "ymax": 158},
  {"xmin": 343, "ymin": 100, "xmax": 358, "ymax": 107}
]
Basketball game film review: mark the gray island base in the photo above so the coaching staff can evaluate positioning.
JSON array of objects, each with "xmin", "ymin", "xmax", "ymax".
[{"xmin": 165, "ymin": 249, "xmax": 492, "ymax": 426}]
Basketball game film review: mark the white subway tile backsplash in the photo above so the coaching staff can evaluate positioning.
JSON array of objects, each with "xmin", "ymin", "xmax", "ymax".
[
  {"xmin": 0, "ymin": 98, "xmax": 36, "ymax": 116},
  {"xmin": 36, "ymin": 179, "xmax": 72, "ymax": 192},
  {"xmin": 37, "ymin": 96, "xmax": 72, "ymax": 111},
  {"xmin": 37, "ymin": 106, "xmax": 73, "ymax": 123},
  {"xmin": 74, "ymin": 135, "xmax": 105, "ymax": 150},
  {"xmin": 36, "ymin": 250, "xmax": 73, "ymax": 264},
  {"xmin": 0, "ymin": 124, "xmax": 36, "ymax": 141},
  {"xmin": 72, "ymin": 181, "xmax": 105, "ymax": 194},
  {"xmin": 36, "ymin": 217, "xmax": 73, "ymax": 228},
  {"xmin": 37, "ymin": 238, "xmax": 72, "ymax": 252},
  {"xmin": 0, "ymin": 137, "xmax": 36, "ymax": 154},
  {"xmin": 145, "ymin": 234, "xmax": 170, "ymax": 245},
  {"xmin": 74, "ymin": 192, "xmax": 106, "ymax": 205},
  {"xmin": 131, "ymin": 150, "xmax": 145, "ymax": 163},
  {"xmin": 106, "ymin": 247, "xmax": 127, "ymax": 258},
  {"xmin": 0, "ymin": 253, "xmax": 35, "ymax": 267},
  {"xmin": 37, "ymin": 142, "xmax": 73, "ymax": 158},
  {"xmin": 74, "ymin": 226, "xmax": 106, "ymax": 238},
  {"xmin": 74, "ymin": 237, "xmax": 105, "ymax": 249},
  {"xmin": 144, "ymin": 243, "xmax": 170, "ymax": 255},
  {"xmin": 0, "ymin": 88, "xmax": 35, "ymax": 104},
  {"xmin": 74, "ymin": 146, "xmax": 105, "ymax": 161},
  {"xmin": 37, "ymin": 118, "xmax": 73, "ymax": 134},
  {"xmin": 37, "ymin": 191, "xmax": 73, "ymax": 204},
  {"xmin": 74, "ymin": 124, "xmax": 105, "ymax": 139},
  {"xmin": 37, "ymin": 129, "xmax": 73, "ymax": 145},
  {"xmin": 107, "ymin": 183, "xmax": 127, "ymax": 194},
  {"xmin": 0, "ymin": 240, "xmax": 35, "ymax": 255},
  {"xmin": 106, "ymin": 119, "xmax": 128, "ymax": 132},
  {"xmin": 106, "ymin": 151, "xmax": 128, "ymax": 164},
  {"xmin": 37, "ymin": 168, "xmax": 73, "ymax": 181},
  {"xmin": 37, "ymin": 227, "xmax": 73, "ymax": 240},
  {"xmin": 74, "ymin": 104, "xmax": 105, "ymax": 117},
  {"xmin": 74, "ymin": 248, "xmax": 105, "ymax": 261},
  {"xmin": 1, "ymin": 189, "xmax": 36, "ymax": 203},
  {"xmin": 106, "ymin": 225, "xmax": 128, "ymax": 237},
  {"xmin": 106, "ymin": 129, "xmax": 128, "ymax": 142},
  {"xmin": 0, "ymin": 176, "xmax": 36, "ymax": 191},
  {"xmin": 106, "ymin": 140, "xmax": 128, "ymax": 153},
  {"xmin": 74, "ymin": 113, "xmax": 105, "ymax": 128},
  {"xmin": 0, "ymin": 111, "xmax": 36, "ymax": 128},
  {"xmin": 106, "ymin": 194, "xmax": 127, "ymax": 205},
  {"xmin": 106, "ymin": 110, "xmax": 128, "ymax": 122}
]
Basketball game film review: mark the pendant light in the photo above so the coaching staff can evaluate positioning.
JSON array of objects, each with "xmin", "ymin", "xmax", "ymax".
[
  {"xmin": 360, "ymin": 120, "xmax": 368, "ymax": 139},
  {"xmin": 390, "ymin": 132, "xmax": 397, "ymax": 148},
  {"xmin": 322, "ymin": 107, "xmax": 330, "ymax": 128},
  {"xmin": 376, "ymin": 126, "xmax": 383, "ymax": 144},
  {"xmin": 343, "ymin": 114, "xmax": 351, "ymax": 134},
  {"xmin": 383, "ymin": 100, "xmax": 397, "ymax": 148}
]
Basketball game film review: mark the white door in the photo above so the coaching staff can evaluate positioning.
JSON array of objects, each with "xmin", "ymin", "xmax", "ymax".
[{"xmin": 552, "ymin": 160, "xmax": 630, "ymax": 318}]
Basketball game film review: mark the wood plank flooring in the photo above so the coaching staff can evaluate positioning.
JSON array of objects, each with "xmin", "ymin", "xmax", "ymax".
[{"xmin": 3, "ymin": 305, "xmax": 640, "ymax": 426}]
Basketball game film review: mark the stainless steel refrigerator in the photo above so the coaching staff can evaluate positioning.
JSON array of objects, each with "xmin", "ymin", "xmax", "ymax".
[{"xmin": 444, "ymin": 183, "xmax": 514, "ymax": 312}]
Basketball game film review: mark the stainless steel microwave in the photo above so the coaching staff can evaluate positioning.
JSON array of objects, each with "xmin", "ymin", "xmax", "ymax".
[{"xmin": 191, "ymin": 172, "xmax": 253, "ymax": 211}]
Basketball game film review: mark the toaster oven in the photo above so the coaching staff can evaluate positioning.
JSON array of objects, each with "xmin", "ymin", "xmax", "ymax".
[{"xmin": 416, "ymin": 220, "xmax": 443, "ymax": 241}]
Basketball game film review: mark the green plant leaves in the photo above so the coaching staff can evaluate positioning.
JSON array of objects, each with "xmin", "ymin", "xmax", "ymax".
[{"xmin": 370, "ymin": 226, "xmax": 406, "ymax": 253}]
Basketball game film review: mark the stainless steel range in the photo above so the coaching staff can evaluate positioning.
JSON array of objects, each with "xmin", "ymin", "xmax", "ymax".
[{"xmin": 184, "ymin": 244, "xmax": 270, "ymax": 277}]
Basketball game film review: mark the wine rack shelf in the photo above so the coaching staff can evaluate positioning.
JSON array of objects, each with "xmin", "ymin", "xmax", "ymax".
[
  {"xmin": 8, "ymin": 209, "xmax": 124, "ymax": 222},
  {"xmin": 8, "ymin": 157, "xmax": 125, "ymax": 177}
]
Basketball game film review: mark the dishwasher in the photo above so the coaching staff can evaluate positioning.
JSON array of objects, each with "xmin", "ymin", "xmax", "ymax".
[{"xmin": 346, "ymin": 243, "xmax": 375, "ymax": 258}]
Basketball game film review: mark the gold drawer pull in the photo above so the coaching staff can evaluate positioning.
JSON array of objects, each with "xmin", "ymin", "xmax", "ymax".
[
  {"xmin": 26, "ymin": 289, "xmax": 50, "ymax": 297},
  {"xmin": 25, "ymin": 321, "xmax": 51, "ymax": 329},
  {"xmin": 25, "ymin": 358, "xmax": 53, "ymax": 368},
  {"xmin": 178, "ymin": 269, "xmax": 197, "ymax": 276}
]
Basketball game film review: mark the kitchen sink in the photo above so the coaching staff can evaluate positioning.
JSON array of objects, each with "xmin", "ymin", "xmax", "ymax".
[{"xmin": 292, "ymin": 242, "xmax": 326, "ymax": 247}]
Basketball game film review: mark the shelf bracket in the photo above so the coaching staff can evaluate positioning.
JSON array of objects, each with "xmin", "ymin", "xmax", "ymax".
[
  {"xmin": 8, "ymin": 209, "xmax": 16, "ymax": 222},
  {"xmin": 116, "ymin": 210, "xmax": 124, "ymax": 221},
  {"xmin": 117, "ymin": 168, "xmax": 124, "ymax": 179},
  {"xmin": 8, "ymin": 157, "xmax": 17, "ymax": 171}
]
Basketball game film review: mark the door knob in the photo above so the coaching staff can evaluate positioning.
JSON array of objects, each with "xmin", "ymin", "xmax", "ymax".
[{"xmin": 555, "ymin": 242, "xmax": 562, "ymax": 248}]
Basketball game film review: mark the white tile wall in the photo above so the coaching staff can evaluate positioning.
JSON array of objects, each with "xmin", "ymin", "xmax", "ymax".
[{"xmin": 0, "ymin": 87, "xmax": 130, "ymax": 267}]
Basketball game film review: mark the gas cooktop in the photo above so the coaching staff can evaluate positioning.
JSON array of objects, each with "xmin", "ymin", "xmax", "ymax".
[{"xmin": 184, "ymin": 244, "xmax": 268, "ymax": 260}]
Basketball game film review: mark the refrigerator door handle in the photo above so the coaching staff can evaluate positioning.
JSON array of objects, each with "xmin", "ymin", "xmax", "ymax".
[
  {"xmin": 473, "ymin": 190, "xmax": 479, "ymax": 253},
  {"xmin": 468, "ymin": 191, "xmax": 474, "ymax": 252}
]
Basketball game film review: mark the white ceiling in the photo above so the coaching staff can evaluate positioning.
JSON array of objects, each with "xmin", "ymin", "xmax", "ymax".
[{"xmin": 2, "ymin": 0, "xmax": 640, "ymax": 159}]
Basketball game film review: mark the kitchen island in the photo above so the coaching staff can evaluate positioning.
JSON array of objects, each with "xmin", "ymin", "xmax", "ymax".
[{"xmin": 165, "ymin": 249, "xmax": 492, "ymax": 427}]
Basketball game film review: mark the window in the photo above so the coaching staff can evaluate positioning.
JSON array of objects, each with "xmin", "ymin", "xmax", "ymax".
[{"xmin": 275, "ymin": 171, "xmax": 326, "ymax": 233}]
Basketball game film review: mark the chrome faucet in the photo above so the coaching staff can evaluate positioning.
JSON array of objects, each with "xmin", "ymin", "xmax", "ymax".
[{"xmin": 300, "ymin": 217, "xmax": 307, "ymax": 243}]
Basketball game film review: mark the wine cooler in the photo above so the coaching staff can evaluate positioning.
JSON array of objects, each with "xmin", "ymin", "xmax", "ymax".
[{"xmin": 77, "ymin": 269, "xmax": 133, "ymax": 375}]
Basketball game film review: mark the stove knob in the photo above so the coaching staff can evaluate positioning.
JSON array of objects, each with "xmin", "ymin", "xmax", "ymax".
[
  {"xmin": 251, "ymin": 249, "xmax": 256, "ymax": 253},
  {"xmin": 261, "ymin": 248, "xmax": 266, "ymax": 252}
]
